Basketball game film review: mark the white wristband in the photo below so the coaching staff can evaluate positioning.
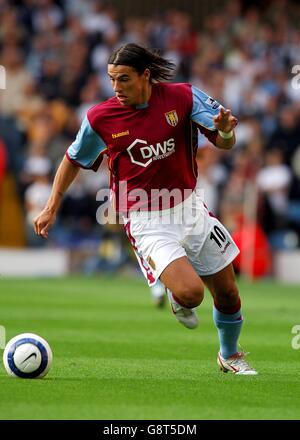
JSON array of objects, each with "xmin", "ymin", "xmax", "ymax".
[{"xmin": 218, "ymin": 129, "xmax": 233, "ymax": 139}]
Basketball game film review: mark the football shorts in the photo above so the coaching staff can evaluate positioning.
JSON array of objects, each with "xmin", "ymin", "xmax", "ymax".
[{"xmin": 123, "ymin": 190, "xmax": 240, "ymax": 286}]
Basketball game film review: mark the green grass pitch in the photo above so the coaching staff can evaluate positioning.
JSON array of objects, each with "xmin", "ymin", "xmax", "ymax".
[{"xmin": 0, "ymin": 275, "xmax": 300, "ymax": 420}]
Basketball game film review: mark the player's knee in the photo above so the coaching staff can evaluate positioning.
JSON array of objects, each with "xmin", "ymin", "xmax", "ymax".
[
  {"xmin": 175, "ymin": 283, "xmax": 204, "ymax": 308},
  {"xmin": 216, "ymin": 283, "xmax": 240, "ymax": 307}
]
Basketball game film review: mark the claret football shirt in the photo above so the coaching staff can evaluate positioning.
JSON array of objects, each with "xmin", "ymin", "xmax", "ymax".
[{"xmin": 66, "ymin": 83, "xmax": 221, "ymax": 212}]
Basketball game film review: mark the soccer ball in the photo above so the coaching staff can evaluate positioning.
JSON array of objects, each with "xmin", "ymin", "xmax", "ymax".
[{"xmin": 3, "ymin": 333, "xmax": 53, "ymax": 379}]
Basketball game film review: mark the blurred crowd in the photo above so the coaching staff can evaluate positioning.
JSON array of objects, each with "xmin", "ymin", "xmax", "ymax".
[{"xmin": 1, "ymin": 0, "xmax": 300, "ymax": 274}]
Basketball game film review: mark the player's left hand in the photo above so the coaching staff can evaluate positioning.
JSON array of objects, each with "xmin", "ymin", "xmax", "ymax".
[{"xmin": 213, "ymin": 107, "xmax": 238, "ymax": 132}]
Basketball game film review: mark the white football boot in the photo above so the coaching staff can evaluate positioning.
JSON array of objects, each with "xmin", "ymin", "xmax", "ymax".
[
  {"xmin": 166, "ymin": 289, "xmax": 199, "ymax": 329},
  {"xmin": 150, "ymin": 281, "xmax": 166, "ymax": 308},
  {"xmin": 217, "ymin": 351, "xmax": 258, "ymax": 375}
]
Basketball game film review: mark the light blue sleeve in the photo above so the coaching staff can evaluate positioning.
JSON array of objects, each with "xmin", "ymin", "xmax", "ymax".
[
  {"xmin": 190, "ymin": 85, "xmax": 222, "ymax": 130},
  {"xmin": 67, "ymin": 115, "xmax": 107, "ymax": 169}
]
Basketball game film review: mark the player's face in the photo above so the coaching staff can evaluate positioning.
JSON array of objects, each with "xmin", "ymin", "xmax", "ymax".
[{"xmin": 108, "ymin": 64, "xmax": 151, "ymax": 106}]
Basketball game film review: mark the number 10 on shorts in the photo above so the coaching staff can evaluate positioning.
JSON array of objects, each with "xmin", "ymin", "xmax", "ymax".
[{"xmin": 210, "ymin": 225, "xmax": 227, "ymax": 248}]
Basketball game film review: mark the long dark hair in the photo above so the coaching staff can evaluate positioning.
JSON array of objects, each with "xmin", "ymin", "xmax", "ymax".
[{"xmin": 108, "ymin": 43, "xmax": 175, "ymax": 82}]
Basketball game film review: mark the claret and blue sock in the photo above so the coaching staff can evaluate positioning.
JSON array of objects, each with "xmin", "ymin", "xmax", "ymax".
[{"xmin": 213, "ymin": 297, "xmax": 243, "ymax": 359}]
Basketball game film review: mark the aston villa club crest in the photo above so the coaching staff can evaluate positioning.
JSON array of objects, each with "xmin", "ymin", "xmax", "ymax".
[{"xmin": 165, "ymin": 110, "xmax": 178, "ymax": 127}]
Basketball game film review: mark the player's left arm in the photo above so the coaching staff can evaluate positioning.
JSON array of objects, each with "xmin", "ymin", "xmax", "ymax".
[
  {"xmin": 213, "ymin": 107, "xmax": 238, "ymax": 150},
  {"xmin": 189, "ymin": 85, "xmax": 238, "ymax": 150}
]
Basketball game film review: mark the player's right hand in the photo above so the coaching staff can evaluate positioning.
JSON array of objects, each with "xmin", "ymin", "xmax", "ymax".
[{"xmin": 33, "ymin": 208, "xmax": 56, "ymax": 239}]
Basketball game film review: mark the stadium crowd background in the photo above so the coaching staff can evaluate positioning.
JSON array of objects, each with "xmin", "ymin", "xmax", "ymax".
[{"xmin": 1, "ymin": 0, "xmax": 300, "ymax": 277}]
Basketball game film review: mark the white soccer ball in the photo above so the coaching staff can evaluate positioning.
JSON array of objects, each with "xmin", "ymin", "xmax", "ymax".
[{"xmin": 3, "ymin": 333, "xmax": 53, "ymax": 379}]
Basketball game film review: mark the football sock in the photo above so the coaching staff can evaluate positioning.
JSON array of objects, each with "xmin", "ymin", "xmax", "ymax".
[{"xmin": 213, "ymin": 299, "xmax": 243, "ymax": 359}]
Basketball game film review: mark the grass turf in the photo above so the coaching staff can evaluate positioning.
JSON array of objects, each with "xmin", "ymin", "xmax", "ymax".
[{"xmin": 0, "ymin": 275, "xmax": 300, "ymax": 420}]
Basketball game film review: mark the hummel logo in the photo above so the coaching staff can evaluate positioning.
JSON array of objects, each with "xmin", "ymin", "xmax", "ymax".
[
  {"xmin": 21, "ymin": 352, "xmax": 37, "ymax": 364},
  {"xmin": 112, "ymin": 130, "xmax": 129, "ymax": 139}
]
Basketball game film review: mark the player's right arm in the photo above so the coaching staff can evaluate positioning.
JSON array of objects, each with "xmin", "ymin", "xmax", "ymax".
[
  {"xmin": 34, "ymin": 156, "xmax": 80, "ymax": 239},
  {"xmin": 34, "ymin": 112, "xmax": 107, "ymax": 239}
]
